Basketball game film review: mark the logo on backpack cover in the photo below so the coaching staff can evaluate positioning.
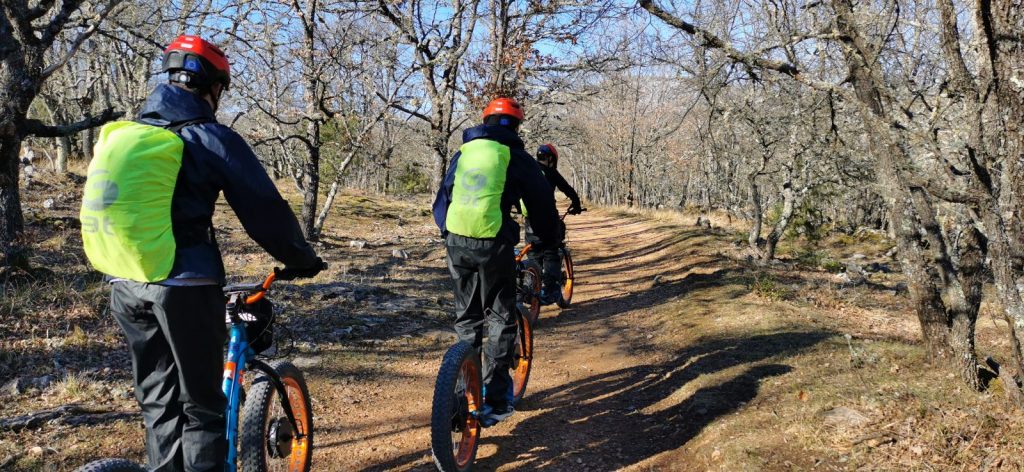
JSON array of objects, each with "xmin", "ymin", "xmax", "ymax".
[
  {"xmin": 460, "ymin": 168, "xmax": 488, "ymax": 193},
  {"xmin": 82, "ymin": 170, "xmax": 119, "ymax": 236},
  {"xmin": 82, "ymin": 170, "xmax": 120, "ymax": 211}
]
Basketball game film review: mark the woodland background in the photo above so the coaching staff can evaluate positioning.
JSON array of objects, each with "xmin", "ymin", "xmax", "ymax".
[{"xmin": 1, "ymin": 0, "xmax": 1023, "ymax": 407}]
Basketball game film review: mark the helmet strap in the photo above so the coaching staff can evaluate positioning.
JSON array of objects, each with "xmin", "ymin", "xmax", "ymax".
[{"xmin": 209, "ymin": 84, "xmax": 222, "ymax": 112}]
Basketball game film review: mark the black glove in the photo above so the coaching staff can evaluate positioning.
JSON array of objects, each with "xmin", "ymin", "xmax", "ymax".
[
  {"xmin": 568, "ymin": 204, "xmax": 584, "ymax": 215},
  {"xmin": 276, "ymin": 257, "xmax": 327, "ymax": 280}
]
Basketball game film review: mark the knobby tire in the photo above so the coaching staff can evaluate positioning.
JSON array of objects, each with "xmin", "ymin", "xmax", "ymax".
[
  {"xmin": 240, "ymin": 360, "xmax": 313, "ymax": 472},
  {"xmin": 74, "ymin": 459, "xmax": 146, "ymax": 472},
  {"xmin": 431, "ymin": 341, "xmax": 482, "ymax": 472}
]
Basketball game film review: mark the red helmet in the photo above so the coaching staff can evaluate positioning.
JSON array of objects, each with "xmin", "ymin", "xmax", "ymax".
[
  {"xmin": 163, "ymin": 35, "xmax": 231, "ymax": 89},
  {"xmin": 482, "ymin": 98, "xmax": 524, "ymax": 121},
  {"xmin": 537, "ymin": 143, "xmax": 559, "ymax": 167}
]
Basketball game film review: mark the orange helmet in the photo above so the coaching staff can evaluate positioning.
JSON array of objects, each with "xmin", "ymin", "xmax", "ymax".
[{"xmin": 482, "ymin": 97, "xmax": 524, "ymax": 121}]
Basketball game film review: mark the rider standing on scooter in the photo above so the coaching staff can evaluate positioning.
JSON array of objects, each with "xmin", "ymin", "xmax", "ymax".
[
  {"xmin": 432, "ymin": 98, "xmax": 560, "ymax": 425},
  {"xmin": 527, "ymin": 143, "xmax": 583, "ymax": 305},
  {"xmin": 83, "ymin": 36, "xmax": 324, "ymax": 471}
]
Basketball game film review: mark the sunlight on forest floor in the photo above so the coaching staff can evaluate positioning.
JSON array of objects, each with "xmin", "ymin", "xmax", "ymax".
[{"xmin": 2, "ymin": 173, "xmax": 1023, "ymax": 471}]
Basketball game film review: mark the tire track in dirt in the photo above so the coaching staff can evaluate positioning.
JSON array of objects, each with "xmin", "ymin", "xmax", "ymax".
[{"xmin": 312, "ymin": 210, "xmax": 725, "ymax": 471}]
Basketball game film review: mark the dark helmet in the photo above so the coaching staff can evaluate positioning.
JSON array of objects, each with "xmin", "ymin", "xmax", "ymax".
[
  {"xmin": 536, "ymin": 143, "xmax": 559, "ymax": 168},
  {"xmin": 482, "ymin": 97, "xmax": 524, "ymax": 128},
  {"xmin": 163, "ymin": 35, "xmax": 231, "ymax": 90}
]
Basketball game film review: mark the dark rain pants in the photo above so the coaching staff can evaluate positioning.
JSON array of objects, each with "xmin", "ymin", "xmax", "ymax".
[
  {"xmin": 525, "ymin": 218, "xmax": 563, "ymax": 292},
  {"xmin": 445, "ymin": 234, "xmax": 517, "ymax": 408},
  {"xmin": 110, "ymin": 281, "xmax": 227, "ymax": 472}
]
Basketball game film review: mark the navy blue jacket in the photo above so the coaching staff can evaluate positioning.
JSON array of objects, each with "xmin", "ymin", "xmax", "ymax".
[
  {"xmin": 433, "ymin": 125, "xmax": 560, "ymax": 245},
  {"xmin": 138, "ymin": 84, "xmax": 318, "ymax": 283}
]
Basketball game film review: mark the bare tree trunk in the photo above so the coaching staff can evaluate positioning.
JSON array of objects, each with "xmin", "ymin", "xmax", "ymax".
[
  {"xmin": 986, "ymin": 0, "xmax": 1024, "ymax": 374},
  {"xmin": 0, "ymin": 135, "xmax": 27, "ymax": 269},
  {"xmin": 313, "ymin": 149, "xmax": 359, "ymax": 235},
  {"xmin": 764, "ymin": 179, "xmax": 797, "ymax": 261},
  {"xmin": 0, "ymin": 50, "xmax": 39, "ymax": 269},
  {"xmin": 431, "ymin": 132, "xmax": 449, "ymax": 190},
  {"xmin": 950, "ymin": 226, "xmax": 985, "ymax": 390},
  {"xmin": 301, "ymin": 135, "xmax": 321, "ymax": 240},
  {"xmin": 82, "ymin": 123, "xmax": 94, "ymax": 162},
  {"xmin": 297, "ymin": 0, "xmax": 323, "ymax": 242},
  {"xmin": 626, "ymin": 154, "xmax": 636, "ymax": 207},
  {"xmin": 979, "ymin": 201, "xmax": 1024, "ymax": 369},
  {"xmin": 381, "ymin": 155, "xmax": 392, "ymax": 196},
  {"xmin": 315, "ymin": 180, "xmax": 340, "ymax": 232},
  {"xmin": 833, "ymin": 0, "xmax": 979, "ymax": 386},
  {"xmin": 746, "ymin": 170, "xmax": 763, "ymax": 255},
  {"xmin": 40, "ymin": 96, "xmax": 70, "ymax": 173},
  {"xmin": 56, "ymin": 136, "xmax": 70, "ymax": 173}
]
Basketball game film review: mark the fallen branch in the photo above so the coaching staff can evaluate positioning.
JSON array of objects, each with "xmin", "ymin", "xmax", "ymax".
[
  {"xmin": 0, "ymin": 404, "xmax": 86, "ymax": 432},
  {"xmin": 0, "ymin": 404, "xmax": 139, "ymax": 432},
  {"xmin": 62, "ymin": 411, "xmax": 139, "ymax": 427},
  {"xmin": 851, "ymin": 431, "xmax": 897, "ymax": 448}
]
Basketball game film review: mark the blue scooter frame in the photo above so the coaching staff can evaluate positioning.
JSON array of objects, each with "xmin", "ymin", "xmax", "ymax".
[{"xmin": 221, "ymin": 273, "xmax": 306, "ymax": 472}]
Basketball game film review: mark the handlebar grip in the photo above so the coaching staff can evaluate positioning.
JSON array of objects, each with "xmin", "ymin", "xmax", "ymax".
[{"xmin": 245, "ymin": 272, "xmax": 277, "ymax": 304}]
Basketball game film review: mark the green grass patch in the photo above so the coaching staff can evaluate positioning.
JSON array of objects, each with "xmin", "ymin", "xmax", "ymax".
[{"xmin": 749, "ymin": 272, "xmax": 791, "ymax": 301}]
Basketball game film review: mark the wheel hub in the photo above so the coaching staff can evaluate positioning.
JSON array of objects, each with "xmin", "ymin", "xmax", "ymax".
[
  {"xmin": 268, "ymin": 417, "xmax": 294, "ymax": 458},
  {"xmin": 451, "ymin": 392, "xmax": 470, "ymax": 432}
]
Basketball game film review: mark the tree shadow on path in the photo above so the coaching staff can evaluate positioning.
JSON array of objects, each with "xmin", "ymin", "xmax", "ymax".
[
  {"xmin": 475, "ymin": 330, "xmax": 833, "ymax": 470},
  {"xmin": 546, "ymin": 267, "xmax": 747, "ymax": 334},
  {"xmin": 362, "ymin": 330, "xmax": 833, "ymax": 471}
]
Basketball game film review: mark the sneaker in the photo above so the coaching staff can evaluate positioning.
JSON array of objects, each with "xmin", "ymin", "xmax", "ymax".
[{"xmin": 480, "ymin": 403, "xmax": 514, "ymax": 427}]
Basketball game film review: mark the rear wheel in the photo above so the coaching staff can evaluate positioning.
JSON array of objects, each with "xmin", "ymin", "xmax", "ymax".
[
  {"xmin": 520, "ymin": 261, "xmax": 542, "ymax": 326},
  {"xmin": 511, "ymin": 309, "xmax": 534, "ymax": 404},
  {"xmin": 431, "ymin": 341, "xmax": 483, "ymax": 472},
  {"xmin": 240, "ymin": 361, "xmax": 313, "ymax": 472},
  {"xmin": 74, "ymin": 459, "xmax": 146, "ymax": 472},
  {"xmin": 556, "ymin": 248, "xmax": 575, "ymax": 308}
]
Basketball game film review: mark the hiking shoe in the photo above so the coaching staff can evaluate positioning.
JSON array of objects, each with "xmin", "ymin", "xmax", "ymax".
[
  {"xmin": 540, "ymin": 288, "xmax": 560, "ymax": 306},
  {"xmin": 481, "ymin": 404, "xmax": 514, "ymax": 427}
]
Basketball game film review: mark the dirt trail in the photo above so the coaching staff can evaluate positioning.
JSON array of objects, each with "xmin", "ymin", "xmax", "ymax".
[{"xmin": 311, "ymin": 210, "xmax": 726, "ymax": 471}]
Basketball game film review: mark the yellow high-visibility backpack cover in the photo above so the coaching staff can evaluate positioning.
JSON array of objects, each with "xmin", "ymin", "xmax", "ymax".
[{"xmin": 80, "ymin": 121, "xmax": 184, "ymax": 282}]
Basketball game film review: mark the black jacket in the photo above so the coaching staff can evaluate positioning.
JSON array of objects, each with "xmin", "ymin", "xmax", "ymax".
[
  {"xmin": 138, "ymin": 84, "xmax": 318, "ymax": 283},
  {"xmin": 543, "ymin": 167, "xmax": 581, "ymax": 209},
  {"xmin": 433, "ymin": 124, "xmax": 560, "ymax": 245}
]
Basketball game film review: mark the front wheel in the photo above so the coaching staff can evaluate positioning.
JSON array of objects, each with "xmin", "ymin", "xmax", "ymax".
[
  {"xmin": 74, "ymin": 459, "xmax": 146, "ymax": 472},
  {"xmin": 511, "ymin": 308, "xmax": 534, "ymax": 404},
  {"xmin": 240, "ymin": 360, "xmax": 313, "ymax": 472},
  {"xmin": 431, "ymin": 341, "xmax": 483, "ymax": 472},
  {"xmin": 556, "ymin": 248, "xmax": 575, "ymax": 308}
]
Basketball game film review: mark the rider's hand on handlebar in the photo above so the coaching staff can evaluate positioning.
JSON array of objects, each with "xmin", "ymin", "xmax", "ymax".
[
  {"xmin": 275, "ymin": 257, "xmax": 327, "ymax": 280},
  {"xmin": 568, "ymin": 205, "xmax": 585, "ymax": 215}
]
